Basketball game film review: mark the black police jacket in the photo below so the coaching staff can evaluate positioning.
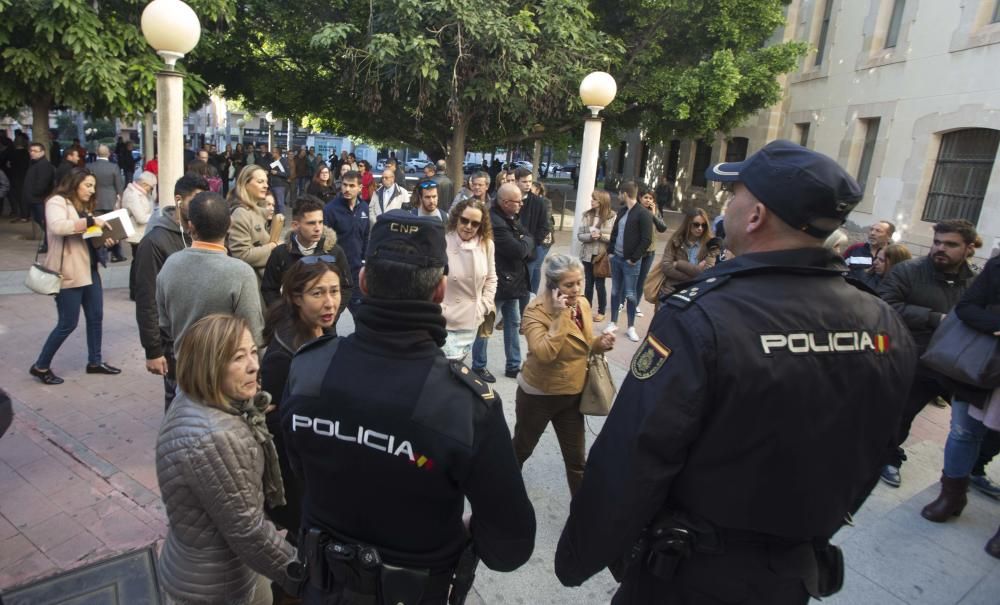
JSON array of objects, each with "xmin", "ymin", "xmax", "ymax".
[
  {"xmin": 281, "ymin": 298, "xmax": 536, "ymax": 572},
  {"xmin": 555, "ymin": 247, "xmax": 916, "ymax": 588}
]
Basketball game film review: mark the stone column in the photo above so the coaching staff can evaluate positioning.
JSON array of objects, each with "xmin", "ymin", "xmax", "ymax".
[{"xmin": 156, "ymin": 69, "xmax": 185, "ymax": 207}]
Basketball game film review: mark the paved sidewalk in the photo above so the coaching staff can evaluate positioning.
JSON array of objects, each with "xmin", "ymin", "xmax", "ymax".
[{"xmin": 0, "ymin": 221, "xmax": 998, "ymax": 603}]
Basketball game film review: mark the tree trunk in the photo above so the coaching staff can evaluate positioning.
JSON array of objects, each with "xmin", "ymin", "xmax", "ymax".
[
  {"xmin": 532, "ymin": 139, "xmax": 542, "ymax": 179},
  {"xmin": 449, "ymin": 116, "xmax": 469, "ymax": 195},
  {"xmin": 31, "ymin": 95, "xmax": 52, "ymax": 149}
]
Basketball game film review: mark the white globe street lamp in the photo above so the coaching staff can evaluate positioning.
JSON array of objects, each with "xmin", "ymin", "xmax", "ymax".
[
  {"xmin": 141, "ymin": 0, "xmax": 201, "ymax": 206},
  {"xmin": 572, "ymin": 71, "xmax": 617, "ymax": 257}
]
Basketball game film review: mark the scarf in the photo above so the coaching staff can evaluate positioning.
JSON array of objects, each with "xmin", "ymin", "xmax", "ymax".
[
  {"xmin": 353, "ymin": 297, "xmax": 449, "ymax": 347},
  {"xmin": 233, "ymin": 391, "xmax": 286, "ymax": 508}
]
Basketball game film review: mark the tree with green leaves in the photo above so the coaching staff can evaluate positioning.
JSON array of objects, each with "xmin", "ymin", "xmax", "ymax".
[
  {"xmin": 0, "ymin": 0, "xmax": 232, "ymax": 149},
  {"xmin": 194, "ymin": 0, "xmax": 806, "ymax": 182}
]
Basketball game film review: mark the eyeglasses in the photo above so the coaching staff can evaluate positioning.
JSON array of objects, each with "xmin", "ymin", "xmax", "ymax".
[
  {"xmin": 298, "ymin": 255, "xmax": 337, "ymax": 265},
  {"xmin": 691, "ymin": 222, "xmax": 706, "ymax": 229},
  {"xmin": 458, "ymin": 216, "xmax": 482, "ymax": 229}
]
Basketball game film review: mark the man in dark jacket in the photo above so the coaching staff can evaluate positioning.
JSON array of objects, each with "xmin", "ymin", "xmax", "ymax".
[
  {"xmin": 843, "ymin": 220, "xmax": 894, "ymax": 280},
  {"xmin": 261, "ymin": 195, "xmax": 352, "ymax": 323},
  {"xmin": 54, "ymin": 147, "xmax": 79, "ymax": 186},
  {"xmin": 431, "ymin": 159, "xmax": 454, "ymax": 212},
  {"xmin": 470, "ymin": 183, "xmax": 534, "ymax": 383},
  {"xmin": 877, "ymin": 219, "xmax": 980, "ymax": 488},
  {"xmin": 133, "ymin": 175, "xmax": 208, "ymax": 408},
  {"xmin": 556, "ymin": 140, "xmax": 916, "ymax": 604},
  {"xmin": 323, "ymin": 171, "xmax": 370, "ymax": 313},
  {"xmin": 23, "ymin": 142, "xmax": 55, "ymax": 251},
  {"xmin": 606, "ymin": 180, "xmax": 652, "ymax": 342},
  {"xmin": 514, "ymin": 168, "xmax": 553, "ymax": 305},
  {"xmin": 282, "ymin": 212, "xmax": 535, "ymax": 604}
]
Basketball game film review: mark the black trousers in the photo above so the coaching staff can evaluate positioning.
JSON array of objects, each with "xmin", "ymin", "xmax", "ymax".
[
  {"xmin": 887, "ymin": 368, "xmax": 952, "ymax": 468},
  {"xmin": 613, "ymin": 543, "xmax": 811, "ymax": 605}
]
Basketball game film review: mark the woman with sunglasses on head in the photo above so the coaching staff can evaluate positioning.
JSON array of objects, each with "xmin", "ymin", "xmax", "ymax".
[
  {"xmin": 357, "ymin": 159, "xmax": 375, "ymax": 204},
  {"xmin": 655, "ymin": 207, "xmax": 716, "ymax": 301},
  {"xmin": 441, "ymin": 198, "xmax": 497, "ymax": 361},
  {"xmin": 260, "ymin": 258, "xmax": 344, "ymax": 566},
  {"xmin": 30, "ymin": 168, "xmax": 122, "ymax": 384}
]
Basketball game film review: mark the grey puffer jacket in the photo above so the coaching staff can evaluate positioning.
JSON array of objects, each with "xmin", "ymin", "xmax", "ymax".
[{"xmin": 156, "ymin": 391, "xmax": 297, "ymax": 604}]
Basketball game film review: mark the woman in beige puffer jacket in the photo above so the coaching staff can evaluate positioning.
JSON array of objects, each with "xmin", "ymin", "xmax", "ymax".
[{"xmin": 156, "ymin": 314, "xmax": 299, "ymax": 605}]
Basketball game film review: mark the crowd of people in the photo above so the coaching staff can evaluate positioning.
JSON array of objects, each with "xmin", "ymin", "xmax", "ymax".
[{"xmin": 7, "ymin": 132, "xmax": 1000, "ymax": 604}]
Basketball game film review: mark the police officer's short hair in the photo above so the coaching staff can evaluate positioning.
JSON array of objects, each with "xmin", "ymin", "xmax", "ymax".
[
  {"xmin": 365, "ymin": 247, "xmax": 444, "ymax": 301},
  {"xmin": 543, "ymin": 254, "xmax": 584, "ymax": 292}
]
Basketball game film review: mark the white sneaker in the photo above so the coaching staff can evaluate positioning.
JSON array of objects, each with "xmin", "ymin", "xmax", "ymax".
[
  {"xmin": 626, "ymin": 327, "xmax": 640, "ymax": 342},
  {"xmin": 635, "ymin": 308, "xmax": 644, "ymax": 318}
]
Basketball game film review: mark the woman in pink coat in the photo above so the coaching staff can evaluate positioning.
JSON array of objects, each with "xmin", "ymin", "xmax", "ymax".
[{"xmin": 440, "ymin": 198, "xmax": 497, "ymax": 361}]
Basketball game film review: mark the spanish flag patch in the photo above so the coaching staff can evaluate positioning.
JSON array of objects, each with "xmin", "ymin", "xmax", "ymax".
[{"xmin": 630, "ymin": 334, "xmax": 672, "ymax": 380}]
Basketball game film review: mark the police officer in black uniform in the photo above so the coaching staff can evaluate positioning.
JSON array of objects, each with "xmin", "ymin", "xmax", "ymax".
[
  {"xmin": 554, "ymin": 140, "xmax": 917, "ymax": 604},
  {"xmin": 281, "ymin": 211, "xmax": 535, "ymax": 604}
]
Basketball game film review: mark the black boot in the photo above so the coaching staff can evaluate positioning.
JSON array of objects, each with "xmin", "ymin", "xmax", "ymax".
[
  {"xmin": 987, "ymin": 525, "xmax": 1000, "ymax": 559},
  {"xmin": 921, "ymin": 475, "xmax": 968, "ymax": 522}
]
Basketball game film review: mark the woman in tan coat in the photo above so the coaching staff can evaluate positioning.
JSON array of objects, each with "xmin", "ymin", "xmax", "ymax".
[
  {"xmin": 227, "ymin": 165, "xmax": 276, "ymax": 277},
  {"xmin": 513, "ymin": 254, "xmax": 616, "ymax": 495},
  {"xmin": 656, "ymin": 207, "xmax": 717, "ymax": 299},
  {"xmin": 30, "ymin": 168, "xmax": 122, "ymax": 385},
  {"xmin": 441, "ymin": 198, "xmax": 497, "ymax": 361}
]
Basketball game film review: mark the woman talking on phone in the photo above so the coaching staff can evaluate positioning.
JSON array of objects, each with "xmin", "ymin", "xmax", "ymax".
[{"xmin": 512, "ymin": 254, "xmax": 616, "ymax": 496}]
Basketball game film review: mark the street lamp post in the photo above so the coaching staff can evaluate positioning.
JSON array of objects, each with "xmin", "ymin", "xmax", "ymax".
[
  {"xmin": 571, "ymin": 72, "xmax": 617, "ymax": 257},
  {"xmin": 266, "ymin": 112, "xmax": 275, "ymax": 151},
  {"xmin": 141, "ymin": 0, "xmax": 201, "ymax": 206}
]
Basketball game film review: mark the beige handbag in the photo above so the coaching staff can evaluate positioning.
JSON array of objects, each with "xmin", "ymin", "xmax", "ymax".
[
  {"xmin": 579, "ymin": 354, "xmax": 616, "ymax": 416},
  {"xmin": 24, "ymin": 244, "xmax": 63, "ymax": 296}
]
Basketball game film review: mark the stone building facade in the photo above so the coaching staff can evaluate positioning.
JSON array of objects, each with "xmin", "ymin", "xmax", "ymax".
[{"xmin": 611, "ymin": 0, "xmax": 1000, "ymax": 258}]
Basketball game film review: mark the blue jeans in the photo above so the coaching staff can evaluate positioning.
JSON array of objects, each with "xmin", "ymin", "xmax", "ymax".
[
  {"xmin": 528, "ymin": 244, "xmax": 550, "ymax": 294},
  {"xmin": 943, "ymin": 399, "xmax": 990, "ymax": 478},
  {"xmin": 610, "ymin": 254, "xmax": 639, "ymax": 327},
  {"xmin": 271, "ymin": 185, "xmax": 287, "ymax": 213},
  {"xmin": 471, "ymin": 298, "xmax": 521, "ymax": 373},
  {"xmin": 36, "ymin": 270, "xmax": 104, "ymax": 368}
]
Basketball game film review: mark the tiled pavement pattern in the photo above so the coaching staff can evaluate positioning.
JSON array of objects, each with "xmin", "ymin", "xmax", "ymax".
[{"xmin": 1, "ymin": 219, "xmax": 999, "ymax": 603}]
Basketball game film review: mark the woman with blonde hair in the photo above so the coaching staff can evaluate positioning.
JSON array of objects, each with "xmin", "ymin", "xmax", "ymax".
[
  {"xmin": 156, "ymin": 314, "xmax": 301, "ymax": 605},
  {"xmin": 227, "ymin": 164, "xmax": 276, "ymax": 277},
  {"xmin": 577, "ymin": 190, "xmax": 615, "ymax": 322},
  {"xmin": 442, "ymin": 198, "xmax": 497, "ymax": 361},
  {"xmin": 30, "ymin": 168, "xmax": 122, "ymax": 384},
  {"xmin": 513, "ymin": 254, "xmax": 616, "ymax": 495},
  {"xmin": 655, "ymin": 207, "xmax": 717, "ymax": 299}
]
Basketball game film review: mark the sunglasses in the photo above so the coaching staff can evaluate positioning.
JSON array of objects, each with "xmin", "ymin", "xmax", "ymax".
[
  {"xmin": 418, "ymin": 181, "xmax": 439, "ymax": 189},
  {"xmin": 458, "ymin": 216, "xmax": 482, "ymax": 229},
  {"xmin": 691, "ymin": 222, "xmax": 707, "ymax": 228},
  {"xmin": 298, "ymin": 254, "xmax": 337, "ymax": 265}
]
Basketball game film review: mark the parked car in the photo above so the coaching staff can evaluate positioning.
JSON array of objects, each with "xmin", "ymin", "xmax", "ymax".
[
  {"xmin": 540, "ymin": 162, "xmax": 562, "ymax": 175},
  {"xmin": 405, "ymin": 158, "xmax": 431, "ymax": 173},
  {"xmin": 462, "ymin": 162, "xmax": 482, "ymax": 174},
  {"xmin": 512, "ymin": 160, "xmax": 533, "ymax": 171}
]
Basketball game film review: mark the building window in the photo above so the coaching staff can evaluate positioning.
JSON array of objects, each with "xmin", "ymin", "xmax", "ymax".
[
  {"xmin": 922, "ymin": 128, "xmax": 1000, "ymax": 225},
  {"xmin": 885, "ymin": 0, "xmax": 905, "ymax": 48},
  {"xmin": 691, "ymin": 141, "xmax": 713, "ymax": 188},
  {"xmin": 725, "ymin": 137, "xmax": 749, "ymax": 162},
  {"xmin": 856, "ymin": 118, "xmax": 881, "ymax": 192},
  {"xmin": 666, "ymin": 140, "xmax": 681, "ymax": 182},
  {"xmin": 795, "ymin": 123, "xmax": 811, "ymax": 147},
  {"xmin": 815, "ymin": 0, "xmax": 834, "ymax": 66}
]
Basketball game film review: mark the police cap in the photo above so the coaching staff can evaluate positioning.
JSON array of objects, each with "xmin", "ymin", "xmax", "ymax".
[
  {"xmin": 705, "ymin": 140, "xmax": 862, "ymax": 238},
  {"xmin": 368, "ymin": 210, "xmax": 448, "ymax": 268}
]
